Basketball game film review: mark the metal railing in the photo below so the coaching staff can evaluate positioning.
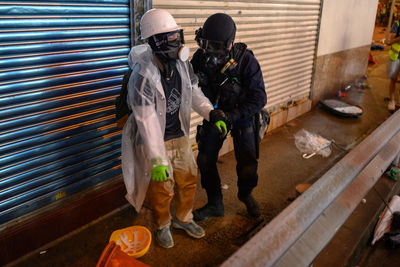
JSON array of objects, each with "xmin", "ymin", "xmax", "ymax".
[{"xmin": 222, "ymin": 110, "xmax": 400, "ymax": 267}]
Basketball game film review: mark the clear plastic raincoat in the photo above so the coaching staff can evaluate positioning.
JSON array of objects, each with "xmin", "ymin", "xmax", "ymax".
[{"xmin": 122, "ymin": 44, "xmax": 213, "ymax": 212}]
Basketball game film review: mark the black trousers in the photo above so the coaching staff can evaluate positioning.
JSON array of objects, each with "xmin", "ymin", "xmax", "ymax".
[{"xmin": 196, "ymin": 121, "xmax": 259, "ymax": 205}]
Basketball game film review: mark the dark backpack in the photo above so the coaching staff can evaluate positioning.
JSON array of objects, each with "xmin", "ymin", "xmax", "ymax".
[{"xmin": 115, "ymin": 69, "xmax": 133, "ymax": 129}]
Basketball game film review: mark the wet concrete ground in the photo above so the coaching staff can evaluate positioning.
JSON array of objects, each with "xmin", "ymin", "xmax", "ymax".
[{"xmin": 10, "ymin": 28, "xmax": 400, "ymax": 267}]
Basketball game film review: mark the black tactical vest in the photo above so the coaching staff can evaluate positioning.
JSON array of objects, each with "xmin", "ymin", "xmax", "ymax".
[{"xmin": 198, "ymin": 43, "xmax": 249, "ymax": 112}]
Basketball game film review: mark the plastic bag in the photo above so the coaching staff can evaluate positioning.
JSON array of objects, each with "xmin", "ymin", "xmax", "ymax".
[
  {"xmin": 294, "ymin": 129, "xmax": 332, "ymax": 158},
  {"xmin": 386, "ymin": 58, "xmax": 400, "ymax": 79},
  {"xmin": 255, "ymin": 108, "xmax": 270, "ymax": 142},
  {"xmin": 371, "ymin": 195, "xmax": 400, "ymax": 245}
]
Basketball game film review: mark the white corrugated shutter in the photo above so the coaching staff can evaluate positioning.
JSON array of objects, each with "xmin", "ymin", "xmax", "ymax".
[{"xmin": 153, "ymin": 0, "xmax": 321, "ymax": 141}]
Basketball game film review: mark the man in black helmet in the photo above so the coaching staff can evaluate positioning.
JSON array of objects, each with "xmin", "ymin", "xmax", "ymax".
[{"xmin": 191, "ymin": 13, "xmax": 267, "ymax": 221}]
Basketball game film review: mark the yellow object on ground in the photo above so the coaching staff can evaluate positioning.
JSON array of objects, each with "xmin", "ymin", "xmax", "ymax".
[
  {"xmin": 296, "ymin": 183, "xmax": 312, "ymax": 194},
  {"xmin": 109, "ymin": 226, "xmax": 151, "ymax": 258}
]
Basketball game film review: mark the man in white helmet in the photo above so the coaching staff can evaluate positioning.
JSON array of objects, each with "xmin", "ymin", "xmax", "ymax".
[{"xmin": 121, "ymin": 9, "xmax": 227, "ymax": 248}]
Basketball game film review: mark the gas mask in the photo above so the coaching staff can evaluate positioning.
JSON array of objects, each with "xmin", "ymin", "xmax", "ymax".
[
  {"xmin": 203, "ymin": 52, "xmax": 230, "ymax": 72},
  {"xmin": 195, "ymin": 27, "xmax": 232, "ymax": 72},
  {"xmin": 148, "ymin": 30, "xmax": 190, "ymax": 78},
  {"xmin": 148, "ymin": 30, "xmax": 190, "ymax": 62}
]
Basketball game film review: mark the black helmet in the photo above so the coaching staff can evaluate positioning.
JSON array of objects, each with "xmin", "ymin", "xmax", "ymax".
[
  {"xmin": 196, "ymin": 13, "xmax": 236, "ymax": 54},
  {"xmin": 203, "ymin": 13, "xmax": 236, "ymax": 43}
]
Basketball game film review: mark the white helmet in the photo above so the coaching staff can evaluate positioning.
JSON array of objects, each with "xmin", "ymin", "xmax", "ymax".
[{"xmin": 140, "ymin": 9, "xmax": 181, "ymax": 40}]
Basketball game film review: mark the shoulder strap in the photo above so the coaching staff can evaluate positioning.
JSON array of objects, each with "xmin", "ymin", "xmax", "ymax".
[
  {"xmin": 232, "ymin": 42, "xmax": 248, "ymax": 67},
  {"xmin": 115, "ymin": 69, "xmax": 133, "ymax": 121},
  {"xmin": 220, "ymin": 43, "xmax": 248, "ymax": 76},
  {"xmin": 122, "ymin": 69, "xmax": 133, "ymax": 86}
]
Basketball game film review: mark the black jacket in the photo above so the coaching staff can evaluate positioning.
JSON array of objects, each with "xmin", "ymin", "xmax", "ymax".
[{"xmin": 191, "ymin": 45, "xmax": 267, "ymax": 128}]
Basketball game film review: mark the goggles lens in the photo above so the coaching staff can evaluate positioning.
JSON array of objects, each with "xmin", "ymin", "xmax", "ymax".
[
  {"xmin": 149, "ymin": 30, "xmax": 185, "ymax": 54},
  {"xmin": 199, "ymin": 38, "xmax": 227, "ymax": 55},
  {"xmin": 167, "ymin": 31, "xmax": 180, "ymax": 41},
  {"xmin": 153, "ymin": 30, "xmax": 183, "ymax": 47}
]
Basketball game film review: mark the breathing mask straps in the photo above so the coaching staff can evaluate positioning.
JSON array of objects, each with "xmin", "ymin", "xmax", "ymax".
[{"xmin": 156, "ymin": 53, "xmax": 176, "ymax": 79}]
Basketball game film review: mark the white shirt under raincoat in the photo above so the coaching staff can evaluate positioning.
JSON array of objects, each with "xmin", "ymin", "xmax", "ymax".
[{"xmin": 122, "ymin": 44, "xmax": 213, "ymax": 212}]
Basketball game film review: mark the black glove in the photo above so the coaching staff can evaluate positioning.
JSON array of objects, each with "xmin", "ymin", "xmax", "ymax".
[
  {"xmin": 209, "ymin": 109, "xmax": 229, "ymax": 137},
  {"xmin": 209, "ymin": 109, "xmax": 227, "ymax": 123}
]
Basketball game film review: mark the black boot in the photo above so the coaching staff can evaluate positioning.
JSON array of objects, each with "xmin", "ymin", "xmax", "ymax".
[
  {"xmin": 193, "ymin": 203, "xmax": 224, "ymax": 222},
  {"xmin": 239, "ymin": 195, "xmax": 260, "ymax": 218}
]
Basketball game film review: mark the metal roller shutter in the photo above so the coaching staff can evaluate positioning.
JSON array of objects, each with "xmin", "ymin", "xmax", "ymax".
[
  {"xmin": 153, "ymin": 0, "xmax": 321, "ymax": 141},
  {"xmin": 0, "ymin": 0, "xmax": 131, "ymax": 224}
]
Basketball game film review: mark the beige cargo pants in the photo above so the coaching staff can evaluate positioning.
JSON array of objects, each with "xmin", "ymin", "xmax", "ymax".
[{"xmin": 146, "ymin": 136, "xmax": 197, "ymax": 229}]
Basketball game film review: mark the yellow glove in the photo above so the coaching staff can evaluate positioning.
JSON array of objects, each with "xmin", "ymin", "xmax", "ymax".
[{"xmin": 215, "ymin": 120, "xmax": 227, "ymax": 136}]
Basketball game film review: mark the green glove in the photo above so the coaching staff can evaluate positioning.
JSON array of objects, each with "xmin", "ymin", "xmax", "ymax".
[
  {"xmin": 215, "ymin": 120, "xmax": 227, "ymax": 136},
  {"xmin": 151, "ymin": 165, "xmax": 169, "ymax": 182}
]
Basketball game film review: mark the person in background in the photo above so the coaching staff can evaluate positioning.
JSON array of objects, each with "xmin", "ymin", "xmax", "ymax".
[
  {"xmin": 380, "ymin": 3, "xmax": 387, "ymax": 25},
  {"xmin": 387, "ymin": 19, "xmax": 400, "ymax": 111},
  {"xmin": 378, "ymin": 3, "xmax": 384, "ymax": 25},
  {"xmin": 191, "ymin": 13, "xmax": 267, "ymax": 221},
  {"xmin": 394, "ymin": 5, "xmax": 398, "ymax": 24},
  {"xmin": 121, "ymin": 9, "xmax": 226, "ymax": 248}
]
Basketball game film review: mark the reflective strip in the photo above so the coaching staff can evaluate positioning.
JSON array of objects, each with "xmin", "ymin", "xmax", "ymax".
[
  {"xmin": 0, "ymin": 0, "xmax": 131, "ymax": 224},
  {"xmin": 389, "ymin": 43, "xmax": 400, "ymax": 61}
]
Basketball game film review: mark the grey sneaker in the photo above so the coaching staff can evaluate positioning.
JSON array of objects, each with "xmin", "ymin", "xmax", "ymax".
[
  {"xmin": 172, "ymin": 220, "xmax": 205, "ymax": 239},
  {"xmin": 156, "ymin": 226, "xmax": 174, "ymax": 248}
]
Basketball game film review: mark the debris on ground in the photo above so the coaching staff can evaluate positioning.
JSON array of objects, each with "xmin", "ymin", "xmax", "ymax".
[
  {"xmin": 371, "ymin": 44, "xmax": 384, "ymax": 50},
  {"xmin": 294, "ymin": 129, "xmax": 332, "ymax": 158},
  {"xmin": 96, "ymin": 241, "xmax": 150, "ymax": 267},
  {"xmin": 369, "ymin": 52, "xmax": 379, "ymax": 65},
  {"xmin": 335, "ymin": 76, "xmax": 371, "ymax": 99},
  {"xmin": 295, "ymin": 183, "xmax": 312, "ymax": 194},
  {"xmin": 109, "ymin": 226, "xmax": 151, "ymax": 258},
  {"xmin": 337, "ymin": 90, "xmax": 347, "ymax": 98},
  {"xmin": 371, "ymin": 195, "xmax": 400, "ymax": 245},
  {"xmin": 386, "ymin": 166, "xmax": 400, "ymax": 181},
  {"xmin": 319, "ymin": 99, "xmax": 363, "ymax": 118},
  {"xmin": 384, "ymin": 211, "xmax": 400, "ymax": 249},
  {"xmin": 352, "ymin": 76, "xmax": 371, "ymax": 90}
]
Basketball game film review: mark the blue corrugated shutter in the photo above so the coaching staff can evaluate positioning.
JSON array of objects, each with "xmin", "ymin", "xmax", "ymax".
[{"xmin": 0, "ymin": 0, "xmax": 131, "ymax": 224}]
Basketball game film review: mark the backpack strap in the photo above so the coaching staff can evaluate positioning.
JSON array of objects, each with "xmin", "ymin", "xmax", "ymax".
[
  {"xmin": 232, "ymin": 42, "xmax": 248, "ymax": 68},
  {"xmin": 220, "ymin": 42, "xmax": 248, "ymax": 76},
  {"xmin": 115, "ymin": 69, "xmax": 133, "ymax": 129}
]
